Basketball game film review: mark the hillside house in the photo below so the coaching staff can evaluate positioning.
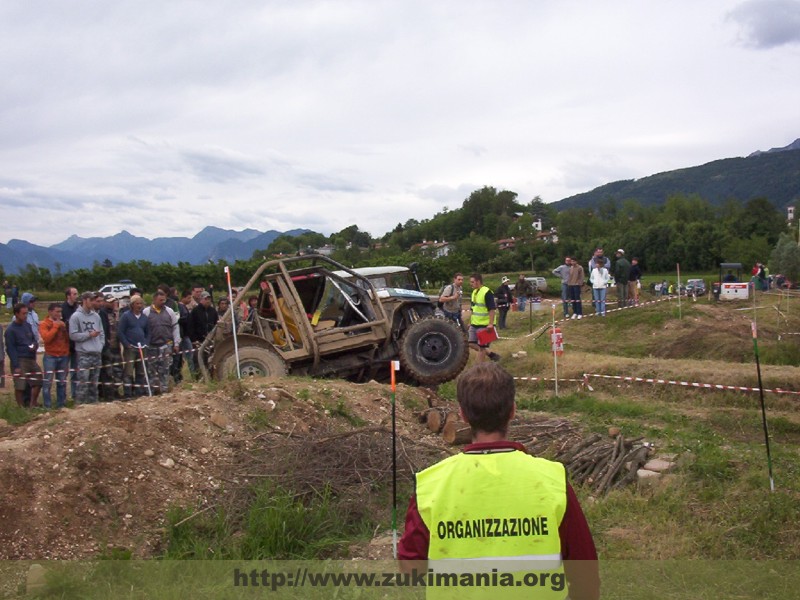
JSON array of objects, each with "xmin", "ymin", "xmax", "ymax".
[
  {"xmin": 411, "ymin": 240, "xmax": 452, "ymax": 258},
  {"xmin": 496, "ymin": 237, "xmax": 516, "ymax": 250}
]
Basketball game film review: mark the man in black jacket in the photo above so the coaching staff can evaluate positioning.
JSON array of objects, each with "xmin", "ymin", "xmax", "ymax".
[
  {"xmin": 495, "ymin": 276, "xmax": 513, "ymax": 330},
  {"xmin": 189, "ymin": 292, "xmax": 218, "ymax": 375},
  {"xmin": 190, "ymin": 292, "xmax": 218, "ymax": 344}
]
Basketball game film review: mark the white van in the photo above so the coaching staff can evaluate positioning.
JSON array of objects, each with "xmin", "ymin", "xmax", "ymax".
[{"xmin": 98, "ymin": 282, "xmax": 137, "ymax": 299}]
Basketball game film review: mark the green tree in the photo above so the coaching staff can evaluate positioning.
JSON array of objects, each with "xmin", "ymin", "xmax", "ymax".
[
  {"xmin": 737, "ymin": 197, "xmax": 787, "ymax": 245},
  {"xmin": 769, "ymin": 233, "xmax": 800, "ymax": 282},
  {"xmin": 723, "ymin": 234, "xmax": 773, "ymax": 270}
]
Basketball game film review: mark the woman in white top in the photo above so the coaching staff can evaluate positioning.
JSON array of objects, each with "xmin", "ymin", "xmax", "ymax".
[{"xmin": 590, "ymin": 258, "xmax": 610, "ymax": 316}]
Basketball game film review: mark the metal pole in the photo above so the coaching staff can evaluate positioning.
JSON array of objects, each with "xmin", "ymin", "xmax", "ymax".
[
  {"xmin": 751, "ymin": 321, "xmax": 775, "ymax": 492},
  {"xmin": 676, "ymin": 263, "xmax": 682, "ymax": 320},
  {"xmin": 224, "ymin": 265, "xmax": 241, "ymax": 379}
]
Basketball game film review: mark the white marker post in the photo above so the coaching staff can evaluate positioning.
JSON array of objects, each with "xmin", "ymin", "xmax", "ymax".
[
  {"xmin": 676, "ymin": 263, "xmax": 682, "ymax": 320},
  {"xmin": 390, "ymin": 359, "xmax": 400, "ymax": 559},
  {"xmin": 224, "ymin": 265, "xmax": 241, "ymax": 379},
  {"xmin": 137, "ymin": 343, "xmax": 153, "ymax": 397},
  {"xmin": 552, "ymin": 305, "xmax": 559, "ymax": 397}
]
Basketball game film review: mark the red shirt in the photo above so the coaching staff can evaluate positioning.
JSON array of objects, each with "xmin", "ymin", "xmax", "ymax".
[{"xmin": 398, "ymin": 440, "xmax": 600, "ymax": 599}]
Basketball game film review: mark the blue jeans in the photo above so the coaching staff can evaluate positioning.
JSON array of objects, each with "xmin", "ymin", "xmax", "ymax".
[
  {"xmin": 43, "ymin": 354, "xmax": 69, "ymax": 408},
  {"xmin": 517, "ymin": 296, "xmax": 527, "ymax": 312},
  {"xmin": 592, "ymin": 288, "xmax": 607, "ymax": 315},
  {"xmin": 567, "ymin": 286, "xmax": 583, "ymax": 315},
  {"xmin": 561, "ymin": 283, "xmax": 569, "ymax": 317},
  {"xmin": 443, "ymin": 309, "xmax": 465, "ymax": 331}
]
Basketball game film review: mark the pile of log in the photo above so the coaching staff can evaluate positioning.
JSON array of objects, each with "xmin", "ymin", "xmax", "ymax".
[
  {"xmin": 549, "ymin": 432, "xmax": 651, "ymax": 495},
  {"xmin": 418, "ymin": 408, "xmax": 651, "ymax": 494},
  {"xmin": 419, "ymin": 408, "xmax": 472, "ymax": 445}
]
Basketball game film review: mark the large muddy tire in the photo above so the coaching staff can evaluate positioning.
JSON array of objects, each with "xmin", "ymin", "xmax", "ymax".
[
  {"xmin": 215, "ymin": 345, "xmax": 287, "ymax": 380},
  {"xmin": 399, "ymin": 316, "xmax": 469, "ymax": 385}
]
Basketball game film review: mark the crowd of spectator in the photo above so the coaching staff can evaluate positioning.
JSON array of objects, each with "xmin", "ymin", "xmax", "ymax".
[{"xmin": 1, "ymin": 282, "xmax": 233, "ymax": 409}]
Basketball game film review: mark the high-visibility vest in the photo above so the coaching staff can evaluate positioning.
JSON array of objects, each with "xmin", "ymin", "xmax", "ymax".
[
  {"xmin": 415, "ymin": 450, "xmax": 568, "ymax": 599},
  {"xmin": 470, "ymin": 286, "xmax": 490, "ymax": 326}
]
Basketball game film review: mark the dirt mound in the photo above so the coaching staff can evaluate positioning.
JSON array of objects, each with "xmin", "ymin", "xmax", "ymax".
[{"xmin": 0, "ymin": 379, "xmax": 441, "ymax": 560}]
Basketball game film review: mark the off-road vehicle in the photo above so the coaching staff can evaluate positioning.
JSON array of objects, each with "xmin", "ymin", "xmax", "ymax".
[{"xmin": 198, "ymin": 255, "xmax": 469, "ymax": 385}]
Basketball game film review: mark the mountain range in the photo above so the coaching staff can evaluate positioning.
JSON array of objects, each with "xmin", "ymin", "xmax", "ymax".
[
  {"xmin": 0, "ymin": 227, "xmax": 309, "ymax": 274},
  {"xmin": 552, "ymin": 138, "xmax": 800, "ymax": 211},
  {"xmin": 2, "ymin": 139, "xmax": 799, "ymax": 274}
]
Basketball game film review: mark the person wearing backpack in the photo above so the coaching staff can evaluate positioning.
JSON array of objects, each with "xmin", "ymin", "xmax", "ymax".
[{"xmin": 438, "ymin": 273, "xmax": 465, "ymax": 331}]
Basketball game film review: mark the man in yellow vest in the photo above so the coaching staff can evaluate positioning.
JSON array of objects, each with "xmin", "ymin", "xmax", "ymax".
[
  {"xmin": 399, "ymin": 363, "xmax": 599, "ymax": 599},
  {"xmin": 468, "ymin": 273, "xmax": 500, "ymax": 363}
]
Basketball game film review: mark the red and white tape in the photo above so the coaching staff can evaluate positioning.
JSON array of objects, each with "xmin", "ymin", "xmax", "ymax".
[
  {"xmin": 513, "ymin": 372, "xmax": 799, "ymax": 397},
  {"xmin": 581, "ymin": 373, "xmax": 800, "ymax": 396}
]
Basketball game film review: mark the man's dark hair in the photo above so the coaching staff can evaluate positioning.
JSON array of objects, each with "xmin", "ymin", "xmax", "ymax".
[
  {"xmin": 457, "ymin": 363, "xmax": 515, "ymax": 435},
  {"xmin": 191, "ymin": 283, "xmax": 204, "ymax": 291},
  {"xmin": 181, "ymin": 289, "xmax": 192, "ymax": 299},
  {"xmin": 64, "ymin": 286, "xmax": 76, "ymax": 298},
  {"xmin": 453, "ymin": 272, "xmax": 462, "ymax": 279},
  {"xmin": 13, "ymin": 302, "xmax": 27, "ymax": 315},
  {"xmin": 153, "ymin": 290, "xmax": 166, "ymax": 298},
  {"xmin": 48, "ymin": 302, "xmax": 61, "ymax": 312},
  {"xmin": 470, "ymin": 273, "xmax": 483, "ymax": 284},
  {"xmin": 157, "ymin": 284, "xmax": 171, "ymax": 295}
]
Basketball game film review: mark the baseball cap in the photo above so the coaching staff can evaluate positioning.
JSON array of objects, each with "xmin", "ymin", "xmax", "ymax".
[
  {"xmin": 501, "ymin": 276, "xmax": 510, "ymax": 283},
  {"xmin": 200, "ymin": 291, "xmax": 211, "ymax": 299},
  {"xmin": 105, "ymin": 294, "xmax": 118, "ymax": 302},
  {"xmin": 616, "ymin": 248, "xmax": 625, "ymax": 254}
]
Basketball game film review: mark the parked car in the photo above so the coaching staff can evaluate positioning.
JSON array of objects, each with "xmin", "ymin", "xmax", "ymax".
[
  {"xmin": 685, "ymin": 279, "xmax": 706, "ymax": 296},
  {"xmin": 98, "ymin": 281, "xmax": 137, "ymax": 299},
  {"xmin": 508, "ymin": 276, "xmax": 548, "ymax": 294}
]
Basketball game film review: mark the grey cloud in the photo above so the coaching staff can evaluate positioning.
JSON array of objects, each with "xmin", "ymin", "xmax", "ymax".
[
  {"xmin": 416, "ymin": 183, "xmax": 478, "ymax": 205},
  {"xmin": 459, "ymin": 144, "xmax": 488, "ymax": 157},
  {"xmin": 729, "ymin": 0, "xmax": 800, "ymax": 48},
  {"xmin": 181, "ymin": 150, "xmax": 266, "ymax": 183},
  {"xmin": 296, "ymin": 172, "xmax": 368, "ymax": 193}
]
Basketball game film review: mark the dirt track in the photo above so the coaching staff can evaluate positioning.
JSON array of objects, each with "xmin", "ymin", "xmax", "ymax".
[{"xmin": 0, "ymin": 379, "xmax": 436, "ymax": 560}]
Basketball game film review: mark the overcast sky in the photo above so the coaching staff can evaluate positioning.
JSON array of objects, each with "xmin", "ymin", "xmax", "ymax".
[{"xmin": 1, "ymin": 0, "xmax": 799, "ymax": 247}]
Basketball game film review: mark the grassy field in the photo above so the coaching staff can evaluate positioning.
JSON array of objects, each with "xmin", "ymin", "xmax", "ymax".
[
  {"xmin": 486, "ymin": 289, "xmax": 800, "ymax": 562},
  {"xmin": 2, "ymin": 288, "xmax": 800, "ymax": 597}
]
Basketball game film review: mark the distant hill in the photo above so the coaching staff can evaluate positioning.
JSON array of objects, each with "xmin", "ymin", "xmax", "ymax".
[
  {"xmin": 0, "ymin": 226, "xmax": 310, "ymax": 274},
  {"xmin": 553, "ymin": 141, "xmax": 800, "ymax": 212},
  {"xmin": 748, "ymin": 137, "xmax": 800, "ymax": 157}
]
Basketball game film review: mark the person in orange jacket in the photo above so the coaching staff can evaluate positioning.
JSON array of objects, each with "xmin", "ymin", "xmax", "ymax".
[{"xmin": 39, "ymin": 303, "xmax": 71, "ymax": 408}]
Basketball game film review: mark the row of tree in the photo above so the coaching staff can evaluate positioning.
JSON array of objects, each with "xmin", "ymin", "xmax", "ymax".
[{"xmin": 3, "ymin": 186, "xmax": 799, "ymax": 294}]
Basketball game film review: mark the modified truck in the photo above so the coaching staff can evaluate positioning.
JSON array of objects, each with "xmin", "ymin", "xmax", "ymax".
[{"xmin": 198, "ymin": 255, "xmax": 469, "ymax": 386}]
